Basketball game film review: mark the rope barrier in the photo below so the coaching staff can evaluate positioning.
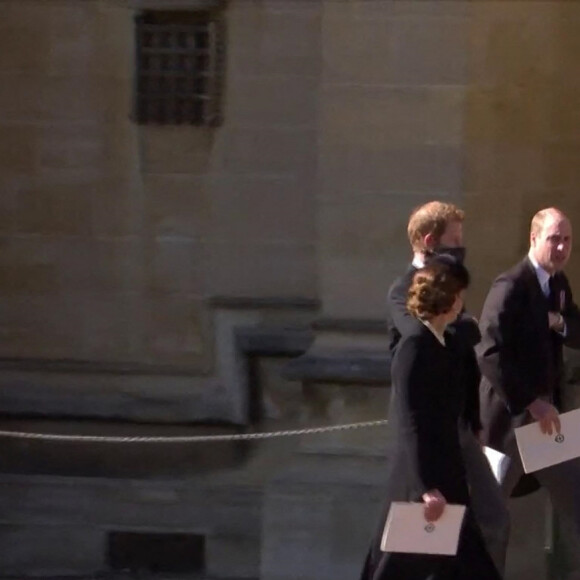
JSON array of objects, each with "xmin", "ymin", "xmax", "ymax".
[{"xmin": 0, "ymin": 419, "xmax": 388, "ymax": 444}]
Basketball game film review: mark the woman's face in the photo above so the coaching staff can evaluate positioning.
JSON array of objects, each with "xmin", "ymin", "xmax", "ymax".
[{"xmin": 447, "ymin": 291, "xmax": 465, "ymax": 323}]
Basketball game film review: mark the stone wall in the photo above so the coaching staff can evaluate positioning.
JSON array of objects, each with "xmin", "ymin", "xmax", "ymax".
[
  {"xmin": 464, "ymin": 1, "xmax": 580, "ymax": 308},
  {"xmin": 2, "ymin": 0, "xmax": 580, "ymax": 418},
  {"xmin": 0, "ymin": 0, "xmax": 319, "ymax": 421}
]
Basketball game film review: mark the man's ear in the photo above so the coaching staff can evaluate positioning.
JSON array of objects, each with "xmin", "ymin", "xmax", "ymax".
[{"xmin": 424, "ymin": 233, "xmax": 437, "ymax": 250}]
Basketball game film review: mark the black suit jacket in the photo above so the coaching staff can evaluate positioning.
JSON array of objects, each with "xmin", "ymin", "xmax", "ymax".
[
  {"xmin": 386, "ymin": 265, "xmax": 483, "ymax": 432},
  {"xmin": 477, "ymin": 257, "xmax": 580, "ymax": 453}
]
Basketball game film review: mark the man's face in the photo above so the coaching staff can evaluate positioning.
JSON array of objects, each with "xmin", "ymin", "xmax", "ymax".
[
  {"xmin": 531, "ymin": 215, "xmax": 572, "ymax": 274},
  {"xmin": 438, "ymin": 221, "xmax": 463, "ymax": 248}
]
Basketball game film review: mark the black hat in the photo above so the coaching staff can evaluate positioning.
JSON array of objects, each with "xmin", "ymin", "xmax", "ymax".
[{"xmin": 424, "ymin": 252, "xmax": 470, "ymax": 288}]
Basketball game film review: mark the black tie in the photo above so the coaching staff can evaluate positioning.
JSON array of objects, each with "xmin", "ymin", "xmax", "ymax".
[{"xmin": 548, "ymin": 276, "xmax": 560, "ymax": 312}]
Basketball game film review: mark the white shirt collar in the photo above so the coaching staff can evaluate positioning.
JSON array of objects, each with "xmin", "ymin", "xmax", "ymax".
[
  {"xmin": 412, "ymin": 254, "xmax": 425, "ymax": 269},
  {"xmin": 420, "ymin": 319, "xmax": 446, "ymax": 346},
  {"xmin": 528, "ymin": 251, "xmax": 551, "ymax": 294}
]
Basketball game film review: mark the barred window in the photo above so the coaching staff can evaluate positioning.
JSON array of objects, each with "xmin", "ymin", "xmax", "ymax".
[{"xmin": 134, "ymin": 10, "xmax": 225, "ymax": 126}]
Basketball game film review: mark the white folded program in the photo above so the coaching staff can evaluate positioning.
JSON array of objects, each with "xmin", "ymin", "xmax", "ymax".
[
  {"xmin": 515, "ymin": 408, "xmax": 580, "ymax": 473},
  {"xmin": 380, "ymin": 502, "xmax": 466, "ymax": 556}
]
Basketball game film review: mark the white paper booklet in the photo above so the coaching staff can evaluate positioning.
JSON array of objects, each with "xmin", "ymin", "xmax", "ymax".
[
  {"xmin": 515, "ymin": 408, "xmax": 580, "ymax": 473},
  {"xmin": 483, "ymin": 446, "xmax": 511, "ymax": 483},
  {"xmin": 380, "ymin": 502, "xmax": 466, "ymax": 556}
]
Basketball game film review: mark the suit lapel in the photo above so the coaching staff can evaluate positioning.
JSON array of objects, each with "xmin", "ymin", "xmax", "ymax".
[
  {"xmin": 522, "ymin": 257, "xmax": 550, "ymax": 311},
  {"xmin": 523, "ymin": 257, "xmax": 567, "ymax": 313}
]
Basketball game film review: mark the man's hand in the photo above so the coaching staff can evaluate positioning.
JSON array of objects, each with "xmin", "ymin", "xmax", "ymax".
[
  {"xmin": 527, "ymin": 398, "xmax": 561, "ymax": 435},
  {"xmin": 422, "ymin": 489, "xmax": 446, "ymax": 522},
  {"xmin": 548, "ymin": 311, "xmax": 565, "ymax": 333}
]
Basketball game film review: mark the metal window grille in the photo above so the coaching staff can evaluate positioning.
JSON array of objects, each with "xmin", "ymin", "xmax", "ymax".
[{"xmin": 134, "ymin": 10, "xmax": 225, "ymax": 126}]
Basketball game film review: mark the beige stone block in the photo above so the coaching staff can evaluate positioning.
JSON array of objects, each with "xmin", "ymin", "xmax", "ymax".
[
  {"xmin": 79, "ymin": 295, "xmax": 133, "ymax": 361},
  {"xmin": 320, "ymin": 86, "xmax": 465, "ymax": 149},
  {"xmin": 463, "ymin": 193, "xmax": 527, "ymax": 256},
  {"xmin": 46, "ymin": 6, "xmax": 98, "ymax": 76},
  {"xmin": 205, "ymin": 241, "xmax": 317, "ymax": 298},
  {"xmin": 209, "ymin": 176, "xmax": 316, "ymax": 243},
  {"xmin": 0, "ymin": 10, "xmax": 50, "ymax": 73},
  {"xmin": 389, "ymin": 17, "xmax": 469, "ymax": 85},
  {"xmin": 0, "ymin": 236, "xmax": 78, "ymax": 297},
  {"xmin": 261, "ymin": 3, "xmax": 322, "ymax": 56},
  {"xmin": 144, "ymin": 239, "xmax": 204, "ymax": 295},
  {"xmin": 54, "ymin": 238, "xmax": 143, "ymax": 295},
  {"xmin": 0, "ymin": 1, "xmax": 129, "ymax": 78},
  {"xmin": 90, "ymin": 239, "xmax": 142, "ymax": 294},
  {"xmin": 139, "ymin": 296, "xmax": 207, "ymax": 364},
  {"xmin": 0, "ymin": 234, "xmax": 142, "ymax": 298},
  {"xmin": 36, "ymin": 124, "xmax": 108, "ymax": 172},
  {"xmin": 471, "ymin": 1, "xmax": 563, "ymax": 23},
  {"xmin": 464, "ymin": 86, "xmax": 552, "ymax": 145},
  {"xmin": 0, "ymin": 261, "xmax": 58, "ymax": 298},
  {"xmin": 463, "ymin": 145, "xmax": 544, "ymax": 193},
  {"xmin": 90, "ymin": 180, "xmax": 141, "ymax": 237},
  {"xmin": 0, "ymin": 296, "xmax": 44, "ymax": 357},
  {"xmin": 15, "ymin": 181, "xmax": 93, "ymax": 236},
  {"xmin": 0, "ymin": 173, "xmax": 26, "ymax": 233},
  {"xmin": 0, "ymin": 74, "xmax": 131, "ymax": 123},
  {"xmin": 140, "ymin": 126, "xmax": 213, "ymax": 174},
  {"xmin": 544, "ymin": 12, "xmax": 580, "ymax": 88},
  {"xmin": 228, "ymin": 3, "xmax": 321, "ymax": 78},
  {"xmin": 462, "ymin": 191, "xmax": 526, "ymax": 312},
  {"xmin": 468, "ymin": 12, "xmax": 558, "ymax": 89},
  {"xmin": 226, "ymin": 76, "xmax": 318, "ymax": 127},
  {"xmin": 319, "ymin": 145, "xmax": 461, "ymax": 197},
  {"xmin": 94, "ymin": 3, "xmax": 134, "ymax": 80},
  {"xmin": 0, "ymin": 295, "xmax": 86, "ymax": 359},
  {"xmin": 546, "ymin": 87, "xmax": 580, "ymax": 142},
  {"xmin": 321, "ymin": 13, "xmax": 392, "ymax": 85},
  {"xmin": 226, "ymin": 0, "xmax": 263, "ymax": 53},
  {"xmin": 538, "ymin": 144, "xmax": 580, "ymax": 191},
  {"xmin": 0, "ymin": 125, "xmax": 38, "ymax": 173},
  {"xmin": 319, "ymin": 256, "xmax": 408, "ymax": 319},
  {"xmin": 213, "ymin": 128, "xmax": 317, "ymax": 177},
  {"xmin": 34, "ymin": 121, "xmax": 138, "ymax": 181},
  {"xmin": 323, "ymin": 0, "xmax": 471, "ymax": 20},
  {"xmin": 144, "ymin": 174, "xmax": 210, "ymax": 238}
]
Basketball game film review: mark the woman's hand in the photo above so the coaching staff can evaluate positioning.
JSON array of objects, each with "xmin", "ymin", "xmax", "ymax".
[{"xmin": 422, "ymin": 489, "xmax": 447, "ymax": 522}]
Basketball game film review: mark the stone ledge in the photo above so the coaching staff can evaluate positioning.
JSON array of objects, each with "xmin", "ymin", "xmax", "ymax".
[
  {"xmin": 209, "ymin": 295, "xmax": 320, "ymax": 311},
  {"xmin": 235, "ymin": 326, "xmax": 313, "ymax": 357},
  {"xmin": 283, "ymin": 349, "xmax": 390, "ymax": 385},
  {"xmin": 312, "ymin": 317, "xmax": 387, "ymax": 333},
  {"xmin": 0, "ymin": 358, "xmax": 209, "ymax": 376}
]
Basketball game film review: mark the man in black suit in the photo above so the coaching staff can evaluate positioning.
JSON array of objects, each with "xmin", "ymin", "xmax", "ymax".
[
  {"xmin": 477, "ymin": 207, "xmax": 580, "ymax": 579},
  {"xmin": 387, "ymin": 201, "xmax": 509, "ymax": 573}
]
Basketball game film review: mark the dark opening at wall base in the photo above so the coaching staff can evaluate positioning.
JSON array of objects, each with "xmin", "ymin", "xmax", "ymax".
[{"xmin": 108, "ymin": 531, "xmax": 206, "ymax": 574}]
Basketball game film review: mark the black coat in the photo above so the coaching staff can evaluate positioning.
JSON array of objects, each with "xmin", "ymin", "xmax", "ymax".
[
  {"xmin": 477, "ymin": 257, "xmax": 580, "ymax": 455},
  {"xmin": 386, "ymin": 265, "xmax": 482, "ymax": 433},
  {"xmin": 361, "ymin": 319, "xmax": 500, "ymax": 580}
]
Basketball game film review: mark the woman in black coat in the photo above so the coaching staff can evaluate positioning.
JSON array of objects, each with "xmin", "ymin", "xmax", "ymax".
[{"xmin": 360, "ymin": 260, "xmax": 501, "ymax": 580}]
